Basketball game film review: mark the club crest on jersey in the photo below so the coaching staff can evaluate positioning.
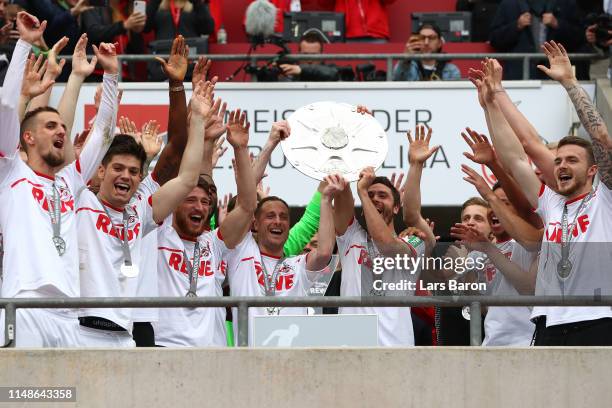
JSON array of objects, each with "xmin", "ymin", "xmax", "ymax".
[{"xmin": 255, "ymin": 261, "xmax": 296, "ymax": 291}]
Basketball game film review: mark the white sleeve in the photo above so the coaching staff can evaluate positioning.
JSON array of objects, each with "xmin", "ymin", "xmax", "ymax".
[
  {"xmin": 76, "ymin": 73, "xmax": 119, "ymax": 184},
  {"xmin": 137, "ymin": 173, "xmax": 160, "ymax": 198},
  {"xmin": 137, "ymin": 195, "xmax": 162, "ymax": 237},
  {"xmin": 0, "ymin": 40, "xmax": 31, "ymax": 159},
  {"xmin": 535, "ymin": 183, "xmax": 554, "ymax": 223},
  {"xmin": 335, "ymin": 217, "xmax": 363, "ymax": 255}
]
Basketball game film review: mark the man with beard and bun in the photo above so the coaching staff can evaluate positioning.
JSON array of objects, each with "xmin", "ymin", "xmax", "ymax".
[
  {"xmin": 333, "ymin": 125, "xmax": 436, "ymax": 346},
  {"xmin": 220, "ymin": 167, "xmax": 344, "ymax": 345},
  {"xmin": 0, "ymin": 12, "xmax": 119, "ymax": 347},
  {"xmin": 76, "ymin": 81, "xmax": 212, "ymax": 347},
  {"xmin": 153, "ymin": 108, "xmax": 254, "ymax": 347},
  {"xmin": 480, "ymin": 43, "xmax": 612, "ymax": 345}
]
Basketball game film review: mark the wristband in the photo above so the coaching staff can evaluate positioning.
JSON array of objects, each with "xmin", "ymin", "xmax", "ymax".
[{"xmin": 169, "ymin": 85, "xmax": 184, "ymax": 92}]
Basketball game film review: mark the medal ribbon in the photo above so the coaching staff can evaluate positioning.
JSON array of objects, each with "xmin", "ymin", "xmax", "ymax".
[
  {"xmin": 47, "ymin": 182, "xmax": 64, "ymax": 256},
  {"xmin": 99, "ymin": 201, "xmax": 133, "ymax": 267},
  {"xmin": 183, "ymin": 241, "xmax": 202, "ymax": 297},
  {"xmin": 260, "ymin": 255, "xmax": 286, "ymax": 315},
  {"xmin": 558, "ymin": 191, "xmax": 593, "ymax": 278}
]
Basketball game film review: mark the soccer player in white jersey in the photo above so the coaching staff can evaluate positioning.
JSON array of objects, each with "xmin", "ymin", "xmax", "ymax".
[
  {"xmin": 76, "ymin": 81, "xmax": 213, "ymax": 347},
  {"xmin": 219, "ymin": 160, "xmax": 344, "ymax": 345},
  {"xmin": 0, "ymin": 12, "xmax": 119, "ymax": 347},
  {"xmin": 153, "ymin": 108, "xmax": 254, "ymax": 347},
  {"xmin": 478, "ymin": 43, "xmax": 612, "ymax": 345},
  {"xmin": 332, "ymin": 126, "xmax": 436, "ymax": 346}
]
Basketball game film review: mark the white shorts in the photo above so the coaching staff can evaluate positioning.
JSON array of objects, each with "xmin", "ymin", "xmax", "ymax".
[
  {"xmin": 78, "ymin": 325, "xmax": 136, "ymax": 348},
  {"xmin": 0, "ymin": 309, "xmax": 81, "ymax": 348}
]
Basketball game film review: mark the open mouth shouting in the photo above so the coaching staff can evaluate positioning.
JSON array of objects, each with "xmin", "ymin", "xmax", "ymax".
[
  {"xmin": 52, "ymin": 137, "xmax": 65, "ymax": 149},
  {"xmin": 558, "ymin": 172, "xmax": 573, "ymax": 187},
  {"xmin": 114, "ymin": 182, "xmax": 131, "ymax": 196}
]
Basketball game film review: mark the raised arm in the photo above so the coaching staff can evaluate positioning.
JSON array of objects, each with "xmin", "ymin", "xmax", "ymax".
[
  {"xmin": 151, "ymin": 35, "xmax": 190, "ymax": 185},
  {"xmin": 403, "ymin": 125, "xmax": 438, "ymax": 250},
  {"xmin": 57, "ymin": 34, "xmax": 97, "ymax": 165},
  {"xmin": 450, "ymin": 223, "xmax": 536, "ymax": 295},
  {"xmin": 461, "ymin": 127, "xmax": 542, "ymax": 226},
  {"xmin": 75, "ymin": 42, "xmax": 119, "ymax": 183},
  {"xmin": 18, "ymin": 54, "xmax": 55, "ymax": 121},
  {"xmin": 461, "ymin": 165, "xmax": 543, "ymax": 251},
  {"xmin": 0, "ymin": 12, "xmax": 44, "ymax": 157},
  {"xmin": 538, "ymin": 41, "xmax": 612, "ymax": 189},
  {"xmin": 481, "ymin": 74, "xmax": 541, "ymax": 207},
  {"xmin": 306, "ymin": 175, "xmax": 346, "ymax": 271},
  {"xmin": 219, "ymin": 109, "xmax": 258, "ymax": 249},
  {"xmin": 200, "ymin": 98, "xmax": 227, "ymax": 176},
  {"xmin": 251, "ymin": 121, "xmax": 289, "ymax": 183},
  {"xmin": 479, "ymin": 59, "xmax": 557, "ymax": 188},
  {"xmin": 27, "ymin": 36, "xmax": 67, "ymax": 113},
  {"xmin": 357, "ymin": 167, "xmax": 409, "ymax": 257},
  {"xmin": 151, "ymin": 81, "xmax": 213, "ymax": 223},
  {"xmin": 284, "ymin": 182, "xmax": 324, "ymax": 256}
]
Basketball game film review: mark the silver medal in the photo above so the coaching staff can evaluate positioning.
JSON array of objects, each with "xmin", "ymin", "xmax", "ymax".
[
  {"xmin": 120, "ymin": 264, "xmax": 139, "ymax": 279},
  {"xmin": 52, "ymin": 236, "xmax": 66, "ymax": 256},
  {"xmin": 461, "ymin": 306, "xmax": 471, "ymax": 320},
  {"xmin": 556, "ymin": 259, "xmax": 573, "ymax": 279}
]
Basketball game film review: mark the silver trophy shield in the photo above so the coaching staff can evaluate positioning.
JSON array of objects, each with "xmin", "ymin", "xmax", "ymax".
[{"xmin": 283, "ymin": 102, "xmax": 388, "ymax": 181}]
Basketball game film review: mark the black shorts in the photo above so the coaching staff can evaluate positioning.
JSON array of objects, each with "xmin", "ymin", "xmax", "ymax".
[{"xmin": 533, "ymin": 316, "xmax": 612, "ymax": 346}]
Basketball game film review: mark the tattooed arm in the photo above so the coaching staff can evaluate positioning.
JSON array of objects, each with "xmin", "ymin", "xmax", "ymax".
[{"xmin": 537, "ymin": 41, "xmax": 612, "ymax": 188}]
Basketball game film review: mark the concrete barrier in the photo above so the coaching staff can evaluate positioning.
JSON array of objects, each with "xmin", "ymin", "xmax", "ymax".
[{"xmin": 1, "ymin": 348, "xmax": 612, "ymax": 407}]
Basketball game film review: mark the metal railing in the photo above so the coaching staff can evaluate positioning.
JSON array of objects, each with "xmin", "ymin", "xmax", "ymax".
[
  {"xmin": 62, "ymin": 52, "xmax": 602, "ymax": 81},
  {"xmin": 2, "ymin": 295, "xmax": 612, "ymax": 348}
]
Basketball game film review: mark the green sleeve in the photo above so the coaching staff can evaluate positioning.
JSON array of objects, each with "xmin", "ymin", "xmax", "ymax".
[{"xmin": 283, "ymin": 190, "xmax": 321, "ymax": 256}]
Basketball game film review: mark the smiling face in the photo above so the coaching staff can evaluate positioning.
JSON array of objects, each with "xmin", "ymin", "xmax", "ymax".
[
  {"xmin": 97, "ymin": 154, "xmax": 142, "ymax": 208},
  {"xmin": 367, "ymin": 183, "xmax": 399, "ymax": 226},
  {"xmin": 254, "ymin": 199, "xmax": 290, "ymax": 253},
  {"xmin": 554, "ymin": 144, "xmax": 597, "ymax": 198},
  {"xmin": 21, "ymin": 110, "xmax": 67, "ymax": 169},
  {"xmin": 173, "ymin": 186, "xmax": 211, "ymax": 238},
  {"xmin": 461, "ymin": 204, "xmax": 492, "ymax": 239}
]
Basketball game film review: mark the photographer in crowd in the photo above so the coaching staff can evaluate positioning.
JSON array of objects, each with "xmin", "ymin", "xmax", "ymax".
[
  {"xmin": 279, "ymin": 29, "xmax": 339, "ymax": 81},
  {"xmin": 392, "ymin": 23, "xmax": 460, "ymax": 81}
]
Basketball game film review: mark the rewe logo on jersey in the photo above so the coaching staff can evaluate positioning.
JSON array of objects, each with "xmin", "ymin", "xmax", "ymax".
[
  {"xmin": 31, "ymin": 185, "xmax": 74, "ymax": 214},
  {"xmin": 95, "ymin": 213, "xmax": 141, "ymax": 241},
  {"xmin": 255, "ymin": 261, "xmax": 295, "ymax": 291},
  {"xmin": 545, "ymin": 215, "xmax": 590, "ymax": 243},
  {"xmin": 167, "ymin": 252, "xmax": 214, "ymax": 277}
]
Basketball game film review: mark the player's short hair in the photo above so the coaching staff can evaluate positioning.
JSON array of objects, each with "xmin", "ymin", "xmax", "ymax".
[
  {"xmin": 101, "ymin": 134, "xmax": 147, "ymax": 173},
  {"xmin": 461, "ymin": 196, "xmax": 490, "ymax": 213},
  {"xmin": 20, "ymin": 106, "xmax": 61, "ymax": 153},
  {"xmin": 557, "ymin": 136, "xmax": 595, "ymax": 166},
  {"xmin": 255, "ymin": 196, "xmax": 290, "ymax": 217},
  {"xmin": 299, "ymin": 28, "xmax": 328, "ymax": 52},
  {"xmin": 371, "ymin": 176, "xmax": 401, "ymax": 208}
]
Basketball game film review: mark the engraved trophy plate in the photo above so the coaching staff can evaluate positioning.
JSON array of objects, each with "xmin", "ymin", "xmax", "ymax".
[{"xmin": 283, "ymin": 102, "xmax": 388, "ymax": 181}]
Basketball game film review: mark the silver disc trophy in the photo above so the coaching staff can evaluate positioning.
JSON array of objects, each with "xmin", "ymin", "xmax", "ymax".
[{"xmin": 283, "ymin": 101, "xmax": 388, "ymax": 182}]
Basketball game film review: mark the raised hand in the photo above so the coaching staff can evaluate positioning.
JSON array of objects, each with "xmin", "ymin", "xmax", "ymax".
[
  {"xmin": 92, "ymin": 42, "xmax": 118, "ymax": 75},
  {"xmin": 461, "ymin": 127, "xmax": 496, "ymax": 165},
  {"xmin": 45, "ymin": 36, "xmax": 68, "ymax": 79},
  {"xmin": 357, "ymin": 166, "xmax": 376, "ymax": 193},
  {"xmin": 217, "ymin": 193, "xmax": 233, "ymax": 224},
  {"xmin": 537, "ymin": 41, "xmax": 575, "ymax": 87},
  {"xmin": 408, "ymin": 125, "xmax": 439, "ymax": 165},
  {"xmin": 0, "ymin": 22, "xmax": 11, "ymax": 45},
  {"xmin": 72, "ymin": 34, "xmax": 97, "ymax": 79},
  {"xmin": 257, "ymin": 179, "xmax": 271, "ymax": 199},
  {"xmin": 468, "ymin": 67, "xmax": 487, "ymax": 108},
  {"xmin": 123, "ymin": 11, "xmax": 146, "ymax": 33},
  {"xmin": 322, "ymin": 173, "xmax": 347, "ymax": 199},
  {"xmin": 189, "ymin": 80, "xmax": 215, "ymax": 119},
  {"xmin": 16, "ymin": 11, "xmax": 46, "ymax": 45},
  {"xmin": 356, "ymin": 104, "xmax": 372, "ymax": 115},
  {"xmin": 141, "ymin": 120, "xmax": 162, "ymax": 160},
  {"xmin": 226, "ymin": 109, "xmax": 250, "ymax": 149},
  {"xmin": 483, "ymin": 58, "xmax": 503, "ymax": 89},
  {"xmin": 21, "ymin": 54, "xmax": 54, "ymax": 99},
  {"xmin": 450, "ymin": 223, "xmax": 490, "ymax": 252},
  {"xmin": 461, "ymin": 164, "xmax": 494, "ymax": 200},
  {"xmin": 156, "ymin": 35, "xmax": 189, "ymax": 82},
  {"xmin": 211, "ymin": 136, "xmax": 228, "ymax": 168},
  {"xmin": 119, "ymin": 116, "xmax": 141, "ymax": 142},
  {"xmin": 206, "ymin": 100, "xmax": 227, "ymax": 140},
  {"xmin": 70, "ymin": 0, "xmax": 94, "ymax": 17},
  {"xmin": 192, "ymin": 56, "xmax": 212, "ymax": 90},
  {"xmin": 390, "ymin": 172, "xmax": 405, "ymax": 193},
  {"xmin": 269, "ymin": 120, "xmax": 290, "ymax": 144}
]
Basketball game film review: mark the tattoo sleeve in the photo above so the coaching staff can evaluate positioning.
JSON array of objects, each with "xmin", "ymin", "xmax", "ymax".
[{"xmin": 566, "ymin": 84, "xmax": 612, "ymax": 188}]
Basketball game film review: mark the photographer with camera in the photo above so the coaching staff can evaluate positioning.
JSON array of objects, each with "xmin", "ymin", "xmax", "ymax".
[
  {"xmin": 489, "ymin": 0, "xmax": 584, "ymax": 79},
  {"xmin": 278, "ymin": 29, "xmax": 339, "ymax": 81},
  {"xmin": 392, "ymin": 23, "xmax": 460, "ymax": 81}
]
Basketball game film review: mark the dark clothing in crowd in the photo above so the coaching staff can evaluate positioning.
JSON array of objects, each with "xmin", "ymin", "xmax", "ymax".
[
  {"xmin": 144, "ymin": 0, "xmax": 215, "ymax": 40},
  {"xmin": 489, "ymin": 0, "xmax": 585, "ymax": 79},
  {"xmin": 456, "ymin": 0, "xmax": 501, "ymax": 42}
]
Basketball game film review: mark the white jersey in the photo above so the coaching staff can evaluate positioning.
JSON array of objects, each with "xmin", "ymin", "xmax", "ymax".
[
  {"xmin": 533, "ymin": 183, "xmax": 612, "ymax": 326},
  {"xmin": 222, "ymin": 232, "xmax": 322, "ymax": 345},
  {"xmin": 482, "ymin": 240, "xmax": 536, "ymax": 346},
  {"xmin": 154, "ymin": 222, "xmax": 226, "ymax": 347},
  {"xmin": 0, "ymin": 40, "xmax": 118, "ymax": 299},
  {"xmin": 336, "ymin": 218, "xmax": 426, "ymax": 347},
  {"xmin": 132, "ymin": 174, "xmax": 161, "ymax": 323},
  {"xmin": 77, "ymin": 189, "xmax": 159, "ymax": 332}
]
